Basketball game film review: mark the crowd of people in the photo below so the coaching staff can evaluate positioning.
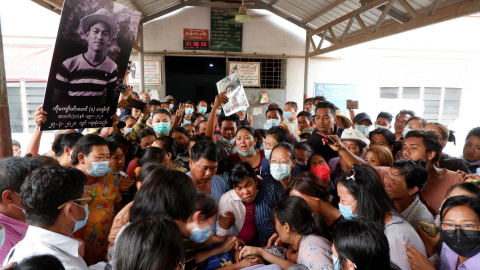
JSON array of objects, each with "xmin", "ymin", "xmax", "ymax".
[{"xmin": 0, "ymin": 86, "xmax": 479, "ymax": 270}]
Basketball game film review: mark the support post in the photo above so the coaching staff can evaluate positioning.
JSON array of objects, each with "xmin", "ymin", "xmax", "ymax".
[
  {"xmin": 138, "ymin": 24, "xmax": 145, "ymax": 93},
  {"xmin": 303, "ymin": 31, "xmax": 310, "ymax": 102},
  {"xmin": 0, "ymin": 19, "xmax": 13, "ymax": 158}
]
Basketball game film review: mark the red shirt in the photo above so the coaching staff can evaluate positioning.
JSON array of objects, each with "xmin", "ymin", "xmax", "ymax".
[{"xmin": 237, "ymin": 203, "xmax": 256, "ymax": 244}]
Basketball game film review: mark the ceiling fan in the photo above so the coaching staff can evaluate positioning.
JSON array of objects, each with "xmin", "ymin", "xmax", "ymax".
[{"xmin": 224, "ymin": 0, "xmax": 264, "ymax": 23}]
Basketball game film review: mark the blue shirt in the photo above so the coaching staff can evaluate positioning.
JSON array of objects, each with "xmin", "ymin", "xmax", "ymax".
[{"xmin": 187, "ymin": 173, "xmax": 226, "ymax": 203}]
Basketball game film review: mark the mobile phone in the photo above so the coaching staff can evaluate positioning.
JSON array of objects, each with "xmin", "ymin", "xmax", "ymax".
[
  {"xmin": 127, "ymin": 97, "xmax": 146, "ymax": 110},
  {"xmin": 317, "ymin": 132, "xmax": 335, "ymax": 145},
  {"xmin": 120, "ymin": 84, "xmax": 127, "ymax": 93},
  {"xmin": 346, "ymin": 100, "xmax": 358, "ymax": 110},
  {"xmin": 419, "ymin": 221, "xmax": 436, "ymax": 237}
]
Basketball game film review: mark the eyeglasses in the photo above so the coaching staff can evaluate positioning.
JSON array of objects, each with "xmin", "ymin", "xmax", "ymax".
[
  {"xmin": 345, "ymin": 167, "xmax": 356, "ymax": 181},
  {"xmin": 441, "ymin": 223, "xmax": 480, "ymax": 231},
  {"xmin": 57, "ymin": 197, "xmax": 92, "ymax": 209}
]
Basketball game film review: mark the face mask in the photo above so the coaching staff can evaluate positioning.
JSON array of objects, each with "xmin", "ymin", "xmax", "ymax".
[
  {"xmin": 339, "ymin": 201, "xmax": 358, "ymax": 219},
  {"xmin": 12, "ymin": 192, "xmax": 26, "ymax": 214},
  {"xmin": 460, "ymin": 155, "xmax": 480, "ymax": 167},
  {"xmin": 198, "ymin": 106, "xmax": 207, "ymax": 114},
  {"xmin": 108, "ymin": 168, "xmax": 121, "ymax": 175},
  {"xmin": 83, "ymin": 157, "xmax": 109, "ymax": 177},
  {"xmin": 403, "ymin": 125, "xmax": 412, "ymax": 138},
  {"xmin": 354, "ymin": 125, "xmax": 370, "ymax": 136},
  {"xmin": 189, "ymin": 224, "xmax": 212, "ymax": 243},
  {"xmin": 185, "ymin": 108, "xmax": 194, "ymax": 115},
  {"xmin": 310, "ymin": 164, "xmax": 331, "ymax": 182},
  {"xmin": 220, "ymin": 136, "xmax": 235, "ymax": 145},
  {"xmin": 266, "ymin": 119, "xmax": 280, "ymax": 129},
  {"xmin": 270, "ymin": 164, "xmax": 291, "ymax": 181},
  {"xmin": 332, "ymin": 254, "xmax": 341, "ymax": 270},
  {"xmin": 154, "ymin": 122, "xmax": 170, "ymax": 135},
  {"xmin": 125, "ymin": 127, "xmax": 133, "ymax": 134},
  {"xmin": 260, "ymin": 143, "xmax": 265, "ymax": 150},
  {"xmin": 238, "ymin": 146, "xmax": 255, "ymax": 157},
  {"xmin": 169, "ymin": 103, "xmax": 174, "ymax": 110},
  {"xmin": 310, "ymin": 109, "xmax": 315, "ymax": 115},
  {"xmin": 284, "ymin": 111, "xmax": 293, "ymax": 120},
  {"xmin": 69, "ymin": 202, "xmax": 89, "ymax": 233},
  {"xmin": 375, "ymin": 125, "xmax": 388, "ymax": 130},
  {"xmin": 264, "ymin": 149, "xmax": 272, "ymax": 160},
  {"xmin": 441, "ymin": 229, "xmax": 480, "ymax": 257},
  {"xmin": 216, "ymin": 109, "xmax": 222, "ymax": 116}
]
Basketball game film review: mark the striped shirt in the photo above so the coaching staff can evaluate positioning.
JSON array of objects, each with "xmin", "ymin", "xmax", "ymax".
[{"xmin": 56, "ymin": 53, "xmax": 118, "ymax": 97}]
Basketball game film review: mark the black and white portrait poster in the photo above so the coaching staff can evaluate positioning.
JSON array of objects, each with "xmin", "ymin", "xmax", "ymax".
[
  {"xmin": 216, "ymin": 73, "xmax": 249, "ymax": 116},
  {"xmin": 41, "ymin": 0, "xmax": 141, "ymax": 130}
]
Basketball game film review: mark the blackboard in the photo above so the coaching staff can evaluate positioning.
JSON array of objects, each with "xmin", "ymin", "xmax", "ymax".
[{"xmin": 210, "ymin": 8, "xmax": 242, "ymax": 52}]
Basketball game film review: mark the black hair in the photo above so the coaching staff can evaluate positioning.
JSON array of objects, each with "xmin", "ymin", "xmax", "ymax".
[
  {"xmin": 135, "ymin": 129, "xmax": 156, "ymax": 145},
  {"xmin": 120, "ymin": 115, "xmax": 136, "ymax": 123},
  {"xmin": 376, "ymin": 111, "xmax": 393, "ymax": 123},
  {"xmin": 266, "ymin": 107, "xmax": 283, "ymax": 118},
  {"xmin": 297, "ymin": 111, "xmax": 312, "ymax": 122},
  {"xmin": 190, "ymin": 140, "xmax": 219, "ymax": 163},
  {"xmin": 338, "ymin": 164, "xmax": 396, "ymax": 228},
  {"xmin": 405, "ymin": 130, "xmax": 443, "ymax": 162},
  {"xmin": 152, "ymin": 108, "xmax": 172, "ymax": 120},
  {"xmin": 190, "ymin": 134, "xmax": 208, "ymax": 144},
  {"xmin": 185, "ymin": 100, "xmax": 194, "ymax": 106},
  {"xmin": 106, "ymin": 132, "xmax": 129, "ymax": 151},
  {"xmin": 405, "ymin": 116, "xmax": 428, "ymax": 128},
  {"xmin": 294, "ymin": 142, "xmax": 313, "ymax": 157},
  {"xmin": 6, "ymin": 254, "xmax": 65, "ymax": 270},
  {"xmin": 287, "ymin": 171, "xmax": 329, "ymax": 202},
  {"xmin": 114, "ymin": 216, "xmax": 184, "ymax": 270},
  {"xmin": 31, "ymin": 156, "xmax": 60, "ymax": 166},
  {"xmin": 446, "ymin": 182, "xmax": 480, "ymax": 200},
  {"xmin": 0, "ymin": 157, "xmax": 43, "ymax": 194},
  {"xmin": 426, "ymin": 122, "xmax": 456, "ymax": 145},
  {"xmin": 195, "ymin": 120, "xmax": 208, "ymax": 133},
  {"xmin": 395, "ymin": 110, "xmax": 416, "ymax": 120},
  {"xmin": 254, "ymin": 129, "xmax": 266, "ymax": 150},
  {"xmin": 170, "ymin": 126, "xmax": 189, "ymax": 137},
  {"xmin": 237, "ymin": 125, "xmax": 256, "ymax": 138},
  {"xmin": 51, "ymin": 133, "xmax": 83, "ymax": 156},
  {"xmin": 229, "ymin": 162, "xmax": 258, "ymax": 189},
  {"xmin": 196, "ymin": 192, "xmax": 218, "ymax": 220},
  {"xmin": 191, "ymin": 113, "xmax": 204, "ymax": 125},
  {"xmin": 368, "ymin": 128, "xmax": 395, "ymax": 147},
  {"xmin": 391, "ymin": 160, "xmax": 427, "ymax": 195},
  {"xmin": 130, "ymin": 167, "xmax": 197, "ymax": 223},
  {"xmin": 197, "ymin": 99, "xmax": 208, "ymax": 107},
  {"xmin": 285, "ymin": 101, "xmax": 298, "ymax": 110},
  {"xmin": 21, "ymin": 165, "xmax": 86, "ymax": 227},
  {"xmin": 306, "ymin": 153, "xmax": 328, "ymax": 169},
  {"xmin": 107, "ymin": 141, "xmax": 121, "ymax": 156},
  {"xmin": 313, "ymin": 96, "xmax": 327, "ymax": 103},
  {"xmin": 256, "ymin": 129, "xmax": 267, "ymax": 138},
  {"xmin": 267, "ymin": 103, "xmax": 280, "ymax": 109},
  {"xmin": 138, "ymin": 147, "xmax": 168, "ymax": 167},
  {"xmin": 86, "ymin": 20, "xmax": 111, "ymax": 35},
  {"xmin": 314, "ymin": 101, "xmax": 336, "ymax": 116},
  {"xmin": 154, "ymin": 136, "xmax": 177, "ymax": 158},
  {"xmin": 147, "ymin": 99, "xmax": 162, "ymax": 106},
  {"xmin": 440, "ymin": 195, "xmax": 480, "ymax": 222},
  {"xmin": 271, "ymin": 142, "xmax": 296, "ymax": 161},
  {"xmin": 466, "ymin": 127, "xmax": 480, "ymax": 141},
  {"xmin": 333, "ymin": 218, "xmax": 391, "ymax": 270},
  {"xmin": 218, "ymin": 113, "xmax": 240, "ymax": 129},
  {"xmin": 136, "ymin": 162, "xmax": 163, "ymax": 184},
  {"xmin": 266, "ymin": 126, "xmax": 293, "ymax": 145},
  {"xmin": 273, "ymin": 196, "xmax": 331, "ymax": 241},
  {"xmin": 70, "ymin": 134, "xmax": 108, "ymax": 165},
  {"xmin": 304, "ymin": 98, "xmax": 314, "ymax": 104},
  {"xmin": 11, "ymin": 140, "xmax": 21, "ymax": 148}
]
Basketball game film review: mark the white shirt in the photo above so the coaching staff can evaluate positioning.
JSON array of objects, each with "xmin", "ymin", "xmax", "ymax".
[
  {"xmin": 3, "ymin": 226, "xmax": 88, "ymax": 270},
  {"xmin": 216, "ymin": 189, "xmax": 246, "ymax": 237}
]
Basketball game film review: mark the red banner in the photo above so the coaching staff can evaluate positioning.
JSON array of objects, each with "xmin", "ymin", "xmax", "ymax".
[
  {"xmin": 183, "ymin": 28, "xmax": 209, "ymax": 40},
  {"xmin": 4, "ymin": 45, "xmax": 53, "ymax": 81}
]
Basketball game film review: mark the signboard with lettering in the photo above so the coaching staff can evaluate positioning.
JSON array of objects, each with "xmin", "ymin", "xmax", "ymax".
[
  {"xmin": 314, "ymin": 83, "xmax": 357, "ymax": 113},
  {"xmin": 184, "ymin": 28, "xmax": 209, "ymax": 40},
  {"xmin": 210, "ymin": 8, "xmax": 242, "ymax": 52},
  {"xmin": 183, "ymin": 40, "xmax": 209, "ymax": 50},
  {"xmin": 127, "ymin": 60, "xmax": 161, "ymax": 85},
  {"xmin": 4, "ymin": 45, "xmax": 54, "ymax": 81},
  {"xmin": 228, "ymin": 62, "xmax": 260, "ymax": 87}
]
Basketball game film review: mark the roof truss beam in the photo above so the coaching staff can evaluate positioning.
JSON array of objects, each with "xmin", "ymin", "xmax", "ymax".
[
  {"xmin": 140, "ymin": 0, "xmax": 201, "ymax": 24},
  {"xmin": 302, "ymin": 0, "xmax": 346, "ymax": 24}
]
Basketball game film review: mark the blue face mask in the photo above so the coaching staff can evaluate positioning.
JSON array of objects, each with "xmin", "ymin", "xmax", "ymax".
[
  {"xmin": 169, "ymin": 103, "xmax": 174, "ymax": 110},
  {"xmin": 70, "ymin": 202, "xmax": 89, "ymax": 233},
  {"xmin": 154, "ymin": 122, "xmax": 170, "ymax": 135},
  {"xmin": 216, "ymin": 109, "xmax": 222, "ymax": 116},
  {"xmin": 354, "ymin": 125, "xmax": 370, "ymax": 136},
  {"xmin": 185, "ymin": 108, "xmax": 194, "ymax": 115},
  {"xmin": 266, "ymin": 119, "xmax": 280, "ymax": 129},
  {"xmin": 264, "ymin": 149, "xmax": 272, "ymax": 160},
  {"xmin": 333, "ymin": 254, "xmax": 341, "ymax": 270},
  {"xmin": 260, "ymin": 143, "xmax": 265, "ymax": 150},
  {"xmin": 198, "ymin": 106, "xmax": 207, "ymax": 114},
  {"xmin": 238, "ymin": 146, "xmax": 255, "ymax": 157},
  {"xmin": 83, "ymin": 157, "xmax": 109, "ymax": 177},
  {"xmin": 189, "ymin": 224, "xmax": 212, "ymax": 243},
  {"xmin": 284, "ymin": 111, "xmax": 293, "ymax": 120},
  {"xmin": 220, "ymin": 136, "xmax": 235, "ymax": 145},
  {"xmin": 125, "ymin": 127, "xmax": 133, "ymax": 135},
  {"xmin": 403, "ymin": 125, "xmax": 412, "ymax": 138},
  {"xmin": 339, "ymin": 201, "xmax": 358, "ymax": 219}
]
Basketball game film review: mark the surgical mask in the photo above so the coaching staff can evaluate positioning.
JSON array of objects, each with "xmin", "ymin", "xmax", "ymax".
[
  {"xmin": 339, "ymin": 201, "xmax": 358, "ymax": 219},
  {"xmin": 108, "ymin": 168, "xmax": 121, "ymax": 175},
  {"xmin": 154, "ymin": 122, "xmax": 170, "ymax": 135},
  {"xmin": 125, "ymin": 127, "xmax": 133, "ymax": 134},
  {"xmin": 460, "ymin": 155, "xmax": 480, "ymax": 167},
  {"xmin": 238, "ymin": 146, "xmax": 255, "ymax": 157},
  {"xmin": 169, "ymin": 103, "xmax": 174, "ymax": 110},
  {"xmin": 70, "ymin": 202, "xmax": 89, "ymax": 233},
  {"xmin": 189, "ymin": 224, "xmax": 212, "ymax": 243},
  {"xmin": 310, "ymin": 109, "xmax": 315, "ymax": 115},
  {"xmin": 83, "ymin": 157, "xmax": 109, "ymax": 177},
  {"xmin": 260, "ymin": 143, "xmax": 265, "ymax": 150},
  {"xmin": 264, "ymin": 149, "xmax": 272, "ymax": 160},
  {"xmin": 403, "ymin": 125, "xmax": 412, "ymax": 138},
  {"xmin": 375, "ymin": 125, "xmax": 388, "ymax": 130},
  {"xmin": 270, "ymin": 163, "xmax": 291, "ymax": 181},
  {"xmin": 354, "ymin": 125, "xmax": 370, "ymax": 136},
  {"xmin": 333, "ymin": 254, "xmax": 341, "ymax": 270},
  {"xmin": 185, "ymin": 108, "xmax": 194, "ymax": 115},
  {"xmin": 12, "ymin": 192, "xmax": 25, "ymax": 214},
  {"xmin": 266, "ymin": 119, "xmax": 280, "ymax": 129},
  {"xmin": 220, "ymin": 136, "xmax": 235, "ymax": 145},
  {"xmin": 441, "ymin": 228, "xmax": 480, "ymax": 257},
  {"xmin": 216, "ymin": 109, "xmax": 222, "ymax": 116},
  {"xmin": 284, "ymin": 111, "xmax": 292, "ymax": 120},
  {"xmin": 199, "ymin": 106, "xmax": 207, "ymax": 114}
]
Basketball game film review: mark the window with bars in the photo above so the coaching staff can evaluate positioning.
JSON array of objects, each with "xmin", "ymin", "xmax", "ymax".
[
  {"xmin": 26, "ymin": 82, "xmax": 47, "ymax": 132},
  {"xmin": 6, "ymin": 82, "xmax": 23, "ymax": 133},
  {"xmin": 226, "ymin": 58, "xmax": 286, "ymax": 89}
]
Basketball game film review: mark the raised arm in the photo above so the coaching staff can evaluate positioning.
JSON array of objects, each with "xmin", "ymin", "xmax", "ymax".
[
  {"xmin": 327, "ymin": 135, "xmax": 366, "ymax": 167},
  {"xmin": 172, "ymin": 103, "xmax": 185, "ymax": 128},
  {"xmin": 206, "ymin": 92, "xmax": 228, "ymax": 143},
  {"xmin": 25, "ymin": 105, "xmax": 47, "ymax": 156}
]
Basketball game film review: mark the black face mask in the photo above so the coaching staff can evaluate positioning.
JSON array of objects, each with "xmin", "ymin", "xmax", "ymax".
[{"xmin": 441, "ymin": 229, "xmax": 480, "ymax": 257}]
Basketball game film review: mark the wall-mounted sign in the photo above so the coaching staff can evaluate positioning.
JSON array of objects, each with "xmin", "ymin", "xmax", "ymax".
[
  {"xmin": 183, "ymin": 40, "xmax": 210, "ymax": 50},
  {"xmin": 128, "ymin": 60, "xmax": 161, "ymax": 85},
  {"xmin": 4, "ymin": 45, "xmax": 54, "ymax": 81},
  {"xmin": 210, "ymin": 8, "xmax": 242, "ymax": 52},
  {"xmin": 184, "ymin": 28, "xmax": 209, "ymax": 40},
  {"xmin": 228, "ymin": 62, "xmax": 260, "ymax": 87}
]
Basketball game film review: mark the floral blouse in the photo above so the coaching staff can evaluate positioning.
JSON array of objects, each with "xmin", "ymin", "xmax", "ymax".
[{"xmin": 297, "ymin": 235, "xmax": 333, "ymax": 270}]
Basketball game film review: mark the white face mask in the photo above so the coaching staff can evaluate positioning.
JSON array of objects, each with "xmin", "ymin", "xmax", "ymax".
[{"xmin": 270, "ymin": 163, "xmax": 291, "ymax": 181}]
